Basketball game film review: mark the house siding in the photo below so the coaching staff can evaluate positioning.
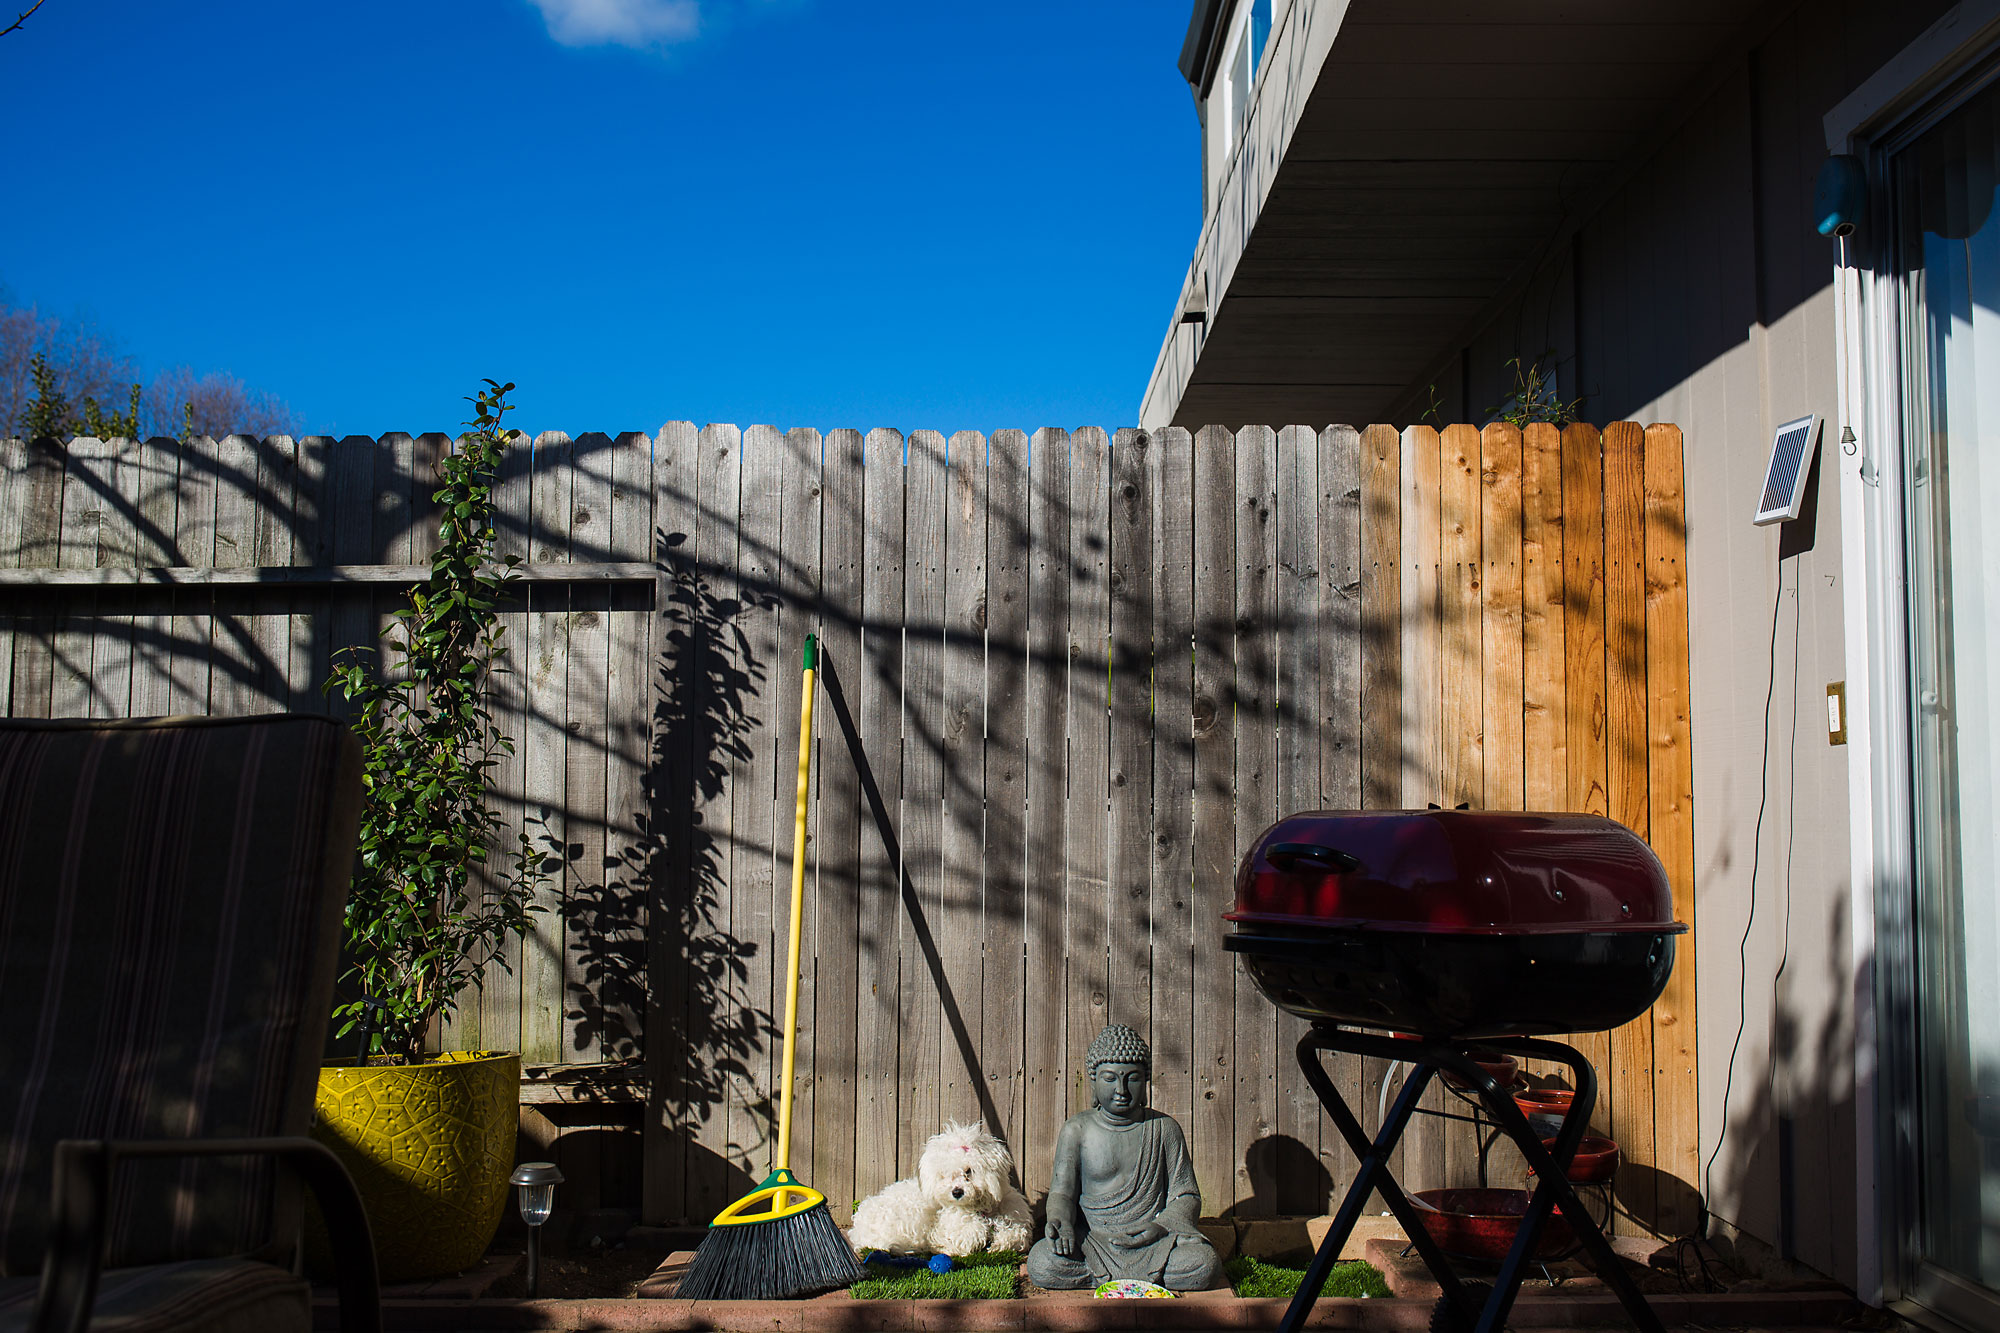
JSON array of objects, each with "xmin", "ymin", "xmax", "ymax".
[{"xmin": 1379, "ymin": 0, "xmax": 1959, "ymax": 1287}]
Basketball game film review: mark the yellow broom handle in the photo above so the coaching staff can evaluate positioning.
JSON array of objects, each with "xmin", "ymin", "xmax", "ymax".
[{"xmin": 776, "ymin": 635, "xmax": 817, "ymax": 1172}]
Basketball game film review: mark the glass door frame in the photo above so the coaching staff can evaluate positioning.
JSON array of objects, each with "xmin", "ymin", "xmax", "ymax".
[{"xmin": 1847, "ymin": 45, "xmax": 2000, "ymax": 1333}]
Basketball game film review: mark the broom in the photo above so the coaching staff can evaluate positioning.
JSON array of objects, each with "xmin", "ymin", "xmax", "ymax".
[{"xmin": 674, "ymin": 634, "xmax": 864, "ymax": 1300}]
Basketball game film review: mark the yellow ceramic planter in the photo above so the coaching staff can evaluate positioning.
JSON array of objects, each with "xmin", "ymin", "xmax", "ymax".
[{"xmin": 312, "ymin": 1050, "xmax": 520, "ymax": 1282}]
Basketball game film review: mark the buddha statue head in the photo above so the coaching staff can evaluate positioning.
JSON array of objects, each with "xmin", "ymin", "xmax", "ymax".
[{"xmin": 1086, "ymin": 1025, "xmax": 1152, "ymax": 1124}]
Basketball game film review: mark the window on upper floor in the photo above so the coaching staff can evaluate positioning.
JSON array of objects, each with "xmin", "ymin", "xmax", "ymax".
[{"xmin": 1221, "ymin": 0, "xmax": 1272, "ymax": 161}]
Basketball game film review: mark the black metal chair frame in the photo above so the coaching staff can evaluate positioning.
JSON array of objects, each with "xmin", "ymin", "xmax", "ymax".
[
  {"xmin": 32, "ymin": 1136, "xmax": 382, "ymax": 1333},
  {"xmin": 1275, "ymin": 1027, "xmax": 1665, "ymax": 1333}
]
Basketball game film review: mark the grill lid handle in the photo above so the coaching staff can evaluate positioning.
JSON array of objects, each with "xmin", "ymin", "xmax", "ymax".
[{"xmin": 1265, "ymin": 842, "xmax": 1359, "ymax": 874}]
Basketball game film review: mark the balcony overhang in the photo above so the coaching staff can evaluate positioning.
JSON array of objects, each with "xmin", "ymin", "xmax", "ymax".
[{"xmin": 1141, "ymin": 0, "xmax": 1749, "ymax": 430}]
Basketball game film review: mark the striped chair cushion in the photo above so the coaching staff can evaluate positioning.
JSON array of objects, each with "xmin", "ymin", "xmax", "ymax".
[
  {"xmin": 0, "ymin": 1258, "xmax": 309, "ymax": 1333},
  {"xmin": 0, "ymin": 716, "xmax": 361, "ymax": 1276}
]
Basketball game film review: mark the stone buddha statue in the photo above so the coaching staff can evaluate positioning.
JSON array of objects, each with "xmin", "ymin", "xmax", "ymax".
[{"xmin": 1024, "ymin": 1025, "xmax": 1221, "ymax": 1292}]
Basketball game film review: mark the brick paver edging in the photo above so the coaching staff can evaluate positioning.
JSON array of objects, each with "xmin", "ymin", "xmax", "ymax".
[{"xmin": 310, "ymin": 1289, "xmax": 1858, "ymax": 1331}]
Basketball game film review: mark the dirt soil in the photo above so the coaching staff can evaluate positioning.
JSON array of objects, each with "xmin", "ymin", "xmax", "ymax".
[{"xmin": 482, "ymin": 1239, "xmax": 667, "ymax": 1300}]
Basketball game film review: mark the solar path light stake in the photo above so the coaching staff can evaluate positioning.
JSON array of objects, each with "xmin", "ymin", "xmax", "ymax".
[{"xmin": 511, "ymin": 1162, "xmax": 563, "ymax": 1297}]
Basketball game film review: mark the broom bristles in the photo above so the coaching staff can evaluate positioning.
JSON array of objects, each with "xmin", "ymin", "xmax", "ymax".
[{"xmin": 672, "ymin": 1201, "xmax": 864, "ymax": 1300}]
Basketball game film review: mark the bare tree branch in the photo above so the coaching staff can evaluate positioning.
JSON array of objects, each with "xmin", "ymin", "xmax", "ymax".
[{"xmin": 0, "ymin": 0, "xmax": 47, "ymax": 38}]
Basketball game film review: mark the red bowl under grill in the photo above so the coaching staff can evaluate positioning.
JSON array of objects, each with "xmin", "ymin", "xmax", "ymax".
[
  {"xmin": 1532, "ymin": 1135, "xmax": 1621, "ymax": 1184},
  {"xmin": 1439, "ymin": 1049, "xmax": 1517, "ymax": 1092},
  {"xmin": 1410, "ymin": 1189, "xmax": 1576, "ymax": 1263},
  {"xmin": 1224, "ymin": 810, "xmax": 1686, "ymax": 1038}
]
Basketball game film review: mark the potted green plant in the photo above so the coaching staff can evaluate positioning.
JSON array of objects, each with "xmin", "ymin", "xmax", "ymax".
[{"xmin": 313, "ymin": 380, "xmax": 550, "ymax": 1282}]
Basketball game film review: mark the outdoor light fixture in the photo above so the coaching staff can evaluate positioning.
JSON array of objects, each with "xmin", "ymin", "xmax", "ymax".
[
  {"xmin": 1813, "ymin": 154, "xmax": 1866, "ymax": 237},
  {"xmin": 510, "ymin": 1161, "xmax": 564, "ymax": 1297}
]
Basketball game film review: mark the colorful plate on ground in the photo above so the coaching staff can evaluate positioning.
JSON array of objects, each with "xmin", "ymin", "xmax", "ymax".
[{"xmin": 1093, "ymin": 1280, "xmax": 1177, "ymax": 1299}]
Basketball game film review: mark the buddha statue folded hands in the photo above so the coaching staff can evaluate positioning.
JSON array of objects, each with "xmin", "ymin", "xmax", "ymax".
[{"xmin": 1024, "ymin": 1025, "xmax": 1221, "ymax": 1292}]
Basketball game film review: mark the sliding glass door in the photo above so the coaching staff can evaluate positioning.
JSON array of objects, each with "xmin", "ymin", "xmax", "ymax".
[{"xmin": 1894, "ymin": 72, "xmax": 2000, "ymax": 1325}]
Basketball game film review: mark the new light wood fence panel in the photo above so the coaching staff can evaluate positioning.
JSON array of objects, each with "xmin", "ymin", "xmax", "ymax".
[{"xmin": 0, "ymin": 422, "xmax": 1697, "ymax": 1237}]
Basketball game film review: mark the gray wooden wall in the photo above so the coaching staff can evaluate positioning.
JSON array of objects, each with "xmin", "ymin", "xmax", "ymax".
[{"xmin": 0, "ymin": 422, "xmax": 1692, "ymax": 1232}]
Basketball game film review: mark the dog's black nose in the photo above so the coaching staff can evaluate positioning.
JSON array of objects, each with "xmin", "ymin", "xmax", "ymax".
[{"xmin": 952, "ymin": 1187, "xmax": 965, "ymax": 1200}]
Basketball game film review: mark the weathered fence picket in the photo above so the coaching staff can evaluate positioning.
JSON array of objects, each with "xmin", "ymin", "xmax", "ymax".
[
  {"xmin": 981, "ymin": 428, "xmax": 1031, "ymax": 1181},
  {"xmin": 1148, "ymin": 426, "xmax": 1196, "ymax": 1192},
  {"xmin": 0, "ymin": 421, "xmax": 1700, "ymax": 1238},
  {"xmin": 808, "ymin": 426, "xmax": 864, "ymax": 1226}
]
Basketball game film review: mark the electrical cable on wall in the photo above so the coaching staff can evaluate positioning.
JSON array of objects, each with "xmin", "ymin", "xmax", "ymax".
[
  {"xmin": 1698, "ymin": 553, "xmax": 1795, "ymax": 1242},
  {"xmin": 1772, "ymin": 554, "xmax": 1802, "ymax": 1137}
]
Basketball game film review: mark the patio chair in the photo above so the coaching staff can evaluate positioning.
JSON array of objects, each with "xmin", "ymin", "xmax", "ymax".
[{"xmin": 0, "ymin": 715, "xmax": 380, "ymax": 1333}]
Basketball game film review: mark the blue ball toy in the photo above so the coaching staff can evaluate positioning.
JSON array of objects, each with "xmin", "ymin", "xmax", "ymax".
[{"xmin": 862, "ymin": 1250, "xmax": 956, "ymax": 1274}]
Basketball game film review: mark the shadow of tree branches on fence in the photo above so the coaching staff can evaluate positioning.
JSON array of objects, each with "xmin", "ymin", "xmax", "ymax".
[{"xmin": 620, "ymin": 523, "xmax": 772, "ymax": 1215}]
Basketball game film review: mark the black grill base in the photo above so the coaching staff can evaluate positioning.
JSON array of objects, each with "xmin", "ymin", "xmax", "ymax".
[{"xmin": 1274, "ymin": 1028, "xmax": 1665, "ymax": 1333}]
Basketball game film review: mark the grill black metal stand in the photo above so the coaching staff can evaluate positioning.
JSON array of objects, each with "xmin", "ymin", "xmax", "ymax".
[
  {"xmin": 1275, "ymin": 1027, "xmax": 1666, "ymax": 1333},
  {"xmin": 1413, "ymin": 1071, "xmax": 1521, "ymax": 1190}
]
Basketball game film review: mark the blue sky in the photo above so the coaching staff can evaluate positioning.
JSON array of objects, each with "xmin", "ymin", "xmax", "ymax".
[{"xmin": 0, "ymin": 0, "xmax": 1199, "ymax": 436}]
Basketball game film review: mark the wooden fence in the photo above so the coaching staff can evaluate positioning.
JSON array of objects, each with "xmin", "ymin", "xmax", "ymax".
[{"xmin": 0, "ymin": 422, "xmax": 1697, "ymax": 1237}]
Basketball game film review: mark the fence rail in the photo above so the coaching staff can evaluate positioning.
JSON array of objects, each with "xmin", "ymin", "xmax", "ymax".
[{"xmin": 0, "ymin": 422, "xmax": 1696, "ymax": 1237}]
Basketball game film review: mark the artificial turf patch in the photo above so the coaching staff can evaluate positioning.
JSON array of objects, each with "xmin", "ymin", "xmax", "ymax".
[
  {"xmin": 848, "ymin": 1250, "xmax": 1022, "ymax": 1299},
  {"xmin": 1224, "ymin": 1255, "xmax": 1389, "ymax": 1299}
]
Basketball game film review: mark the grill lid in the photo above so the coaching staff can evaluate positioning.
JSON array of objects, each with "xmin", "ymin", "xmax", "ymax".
[{"xmin": 1228, "ymin": 810, "xmax": 1686, "ymax": 937}]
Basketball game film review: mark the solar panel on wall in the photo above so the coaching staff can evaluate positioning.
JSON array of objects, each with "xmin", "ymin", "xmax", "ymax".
[{"xmin": 1754, "ymin": 414, "xmax": 1819, "ymax": 526}]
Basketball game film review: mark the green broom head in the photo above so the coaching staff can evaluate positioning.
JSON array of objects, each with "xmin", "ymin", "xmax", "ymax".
[{"xmin": 673, "ymin": 1169, "xmax": 865, "ymax": 1301}]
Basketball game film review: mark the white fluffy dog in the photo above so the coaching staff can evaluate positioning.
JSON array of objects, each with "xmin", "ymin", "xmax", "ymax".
[{"xmin": 847, "ymin": 1121, "xmax": 1035, "ymax": 1257}]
